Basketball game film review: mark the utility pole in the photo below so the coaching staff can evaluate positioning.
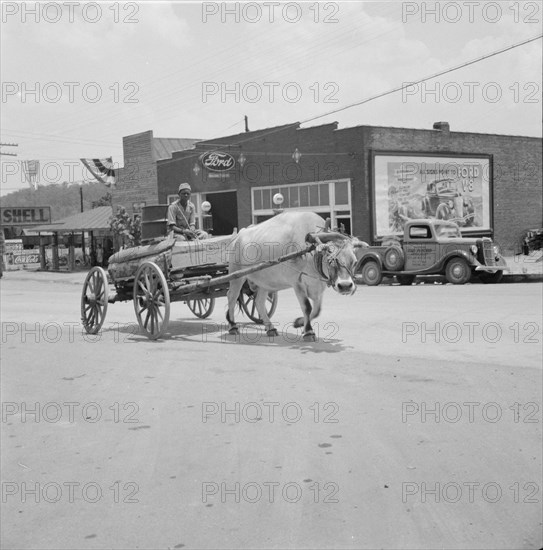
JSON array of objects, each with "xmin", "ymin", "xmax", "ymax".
[
  {"xmin": 79, "ymin": 183, "xmax": 86, "ymax": 264},
  {"xmin": 244, "ymin": 115, "xmax": 249, "ymax": 132},
  {"xmin": 0, "ymin": 143, "xmax": 18, "ymax": 156}
]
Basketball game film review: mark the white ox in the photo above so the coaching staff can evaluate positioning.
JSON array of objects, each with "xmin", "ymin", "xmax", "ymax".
[{"xmin": 226, "ymin": 211, "xmax": 358, "ymax": 341}]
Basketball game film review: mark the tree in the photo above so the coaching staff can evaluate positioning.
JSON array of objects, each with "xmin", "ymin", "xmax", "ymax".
[
  {"xmin": 92, "ymin": 192, "xmax": 112, "ymax": 209},
  {"xmin": 109, "ymin": 206, "xmax": 141, "ymax": 249},
  {"xmin": 0, "ymin": 181, "xmax": 109, "ymax": 220}
]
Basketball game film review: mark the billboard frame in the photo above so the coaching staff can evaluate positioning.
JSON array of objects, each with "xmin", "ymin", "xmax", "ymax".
[{"xmin": 369, "ymin": 150, "xmax": 494, "ymax": 242}]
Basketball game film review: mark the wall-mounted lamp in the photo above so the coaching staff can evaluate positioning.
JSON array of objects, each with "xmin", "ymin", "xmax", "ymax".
[{"xmin": 272, "ymin": 192, "xmax": 284, "ymax": 215}]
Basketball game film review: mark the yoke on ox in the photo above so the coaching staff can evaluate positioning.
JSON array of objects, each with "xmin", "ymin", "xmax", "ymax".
[{"xmin": 226, "ymin": 211, "xmax": 358, "ymax": 341}]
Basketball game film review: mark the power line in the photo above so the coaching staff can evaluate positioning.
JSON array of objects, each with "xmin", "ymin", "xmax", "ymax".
[
  {"xmin": 36, "ymin": 8, "xmax": 375, "ymax": 138},
  {"xmin": 203, "ymin": 33, "xmax": 543, "ymax": 150},
  {"xmin": 302, "ymin": 33, "xmax": 543, "ymax": 125},
  {"xmin": 1, "ymin": 129, "xmax": 118, "ymax": 148},
  {"xmin": 3, "ymin": 34, "xmax": 540, "ymax": 170},
  {"xmin": 156, "ymin": 33, "xmax": 543, "ymax": 163}
]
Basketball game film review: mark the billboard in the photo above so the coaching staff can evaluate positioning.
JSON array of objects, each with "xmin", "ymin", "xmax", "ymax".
[{"xmin": 372, "ymin": 153, "xmax": 492, "ymax": 239}]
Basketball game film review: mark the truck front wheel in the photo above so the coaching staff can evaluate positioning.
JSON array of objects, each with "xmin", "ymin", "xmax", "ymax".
[
  {"xmin": 361, "ymin": 260, "xmax": 383, "ymax": 286},
  {"xmin": 446, "ymin": 257, "xmax": 471, "ymax": 284}
]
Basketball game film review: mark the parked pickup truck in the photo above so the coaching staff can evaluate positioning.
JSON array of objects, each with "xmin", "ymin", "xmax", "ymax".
[{"xmin": 356, "ymin": 219, "xmax": 508, "ymax": 285}]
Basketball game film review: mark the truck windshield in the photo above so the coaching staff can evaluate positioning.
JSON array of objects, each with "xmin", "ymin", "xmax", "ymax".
[{"xmin": 435, "ymin": 224, "xmax": 461, "ymax": 238}]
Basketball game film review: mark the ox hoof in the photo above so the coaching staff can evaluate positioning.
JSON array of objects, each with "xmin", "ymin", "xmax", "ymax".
[
  {"xmin": 266, "ymin": 328, "xmax": 278, "ymax": 337},
  {"xmin": 303, "ymin": 331, "xmax": 316, "ymax": 342},
  {"xmin": 293, "ymin": 317, "xmax": 304, "ymax": 328},
  {"xmin": 228, "ymin": 326, "xmax": 239, "ymax": 335}
]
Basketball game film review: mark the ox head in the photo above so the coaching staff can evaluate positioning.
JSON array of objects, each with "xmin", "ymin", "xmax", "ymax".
[{"xmin": 306, "ymin": 231, "xmax": 358, "ymax": 295}]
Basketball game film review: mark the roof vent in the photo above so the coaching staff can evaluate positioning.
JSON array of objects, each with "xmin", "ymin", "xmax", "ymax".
[{"xmin": 433, "ymin": 121, "xmax": 450, "ymax": 132}]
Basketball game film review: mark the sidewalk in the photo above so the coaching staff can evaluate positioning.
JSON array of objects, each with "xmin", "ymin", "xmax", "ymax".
[
  {"xmin": 503, "ymin": 251, "xmax": 543, "ymax": 278},
  {"xmin": 1, "ymin": 252, "xmax": 541, "ymax": 286},
  {"xmin": 1, "ymin": 268, "xmax": 90, "ymax": 286}
]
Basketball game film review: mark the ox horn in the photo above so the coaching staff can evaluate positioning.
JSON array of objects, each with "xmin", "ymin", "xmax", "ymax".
[
  {"xmin": 306, "ymin": 231, "xmax": 349, "ymax": 245},
  {"xmin": 351, "ymin": 237, "xmax": 369, "ymax": 249}
]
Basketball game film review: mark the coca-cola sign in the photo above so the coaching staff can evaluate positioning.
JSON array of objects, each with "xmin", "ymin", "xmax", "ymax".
[{"xmin": 200, "ymin": 151, "xmax": 235, "ymax": 172}]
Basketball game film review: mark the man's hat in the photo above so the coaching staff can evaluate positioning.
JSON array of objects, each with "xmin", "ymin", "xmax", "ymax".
[{"xmin": 178, "ymin": 183, "xmax": 191, "ymax": 193}]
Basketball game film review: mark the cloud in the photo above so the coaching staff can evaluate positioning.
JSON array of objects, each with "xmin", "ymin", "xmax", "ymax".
[{"xmin": 1, "ymin": 0, "xmax": 540, "ymax": 188}]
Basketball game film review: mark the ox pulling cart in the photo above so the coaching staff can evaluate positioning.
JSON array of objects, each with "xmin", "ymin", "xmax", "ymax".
[{"xmin": 80, "ymin": 228, "xmax": 316, "ymax": 341}]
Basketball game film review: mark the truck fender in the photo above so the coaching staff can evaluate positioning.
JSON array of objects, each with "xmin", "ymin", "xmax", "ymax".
[
  {"xmin": 439, "ymin": 250, "xmax": 476, "ymax": 271},
  {"xmin": 355, "ymin": 251, "xmax": 383, "ymax": 273}
]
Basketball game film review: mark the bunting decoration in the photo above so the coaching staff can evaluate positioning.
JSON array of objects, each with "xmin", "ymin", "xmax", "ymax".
[{"xmin": 81, "ymin": 157, "xmax": 116, "ymax": 186}]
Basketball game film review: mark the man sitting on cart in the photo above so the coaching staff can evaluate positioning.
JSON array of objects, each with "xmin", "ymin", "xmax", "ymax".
[{"xmin": 167, "ymin": 183, "xmax": 209, "ymax": 240}]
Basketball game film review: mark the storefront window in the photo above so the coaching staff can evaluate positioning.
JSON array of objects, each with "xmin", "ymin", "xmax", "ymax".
[
  {"xmin": 289, "ymin": 186, "xmax": 299, "ymax": 208},
  {"xmin": 262, "ymin": 190, "xmax": 271, "ymax": 209},
  {"xmin": 254, "ymin": 190, "xmax": 262, "ymax": 210},
  {"xmin": 309, "ymin": 185, "xmax": 319, "ymax": 206},
  {"xmin": 319, "ymin": 184, "xmax": 329, "ymax": 206},
  {"xmin": 251, "ymin": 180, "xmax": 352, "ymax": 231},
  {"xmin": 335, "ymin": 181, "xmax": 349, "ymax": 205}
]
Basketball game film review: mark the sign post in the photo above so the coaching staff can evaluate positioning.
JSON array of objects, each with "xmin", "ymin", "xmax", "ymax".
[
  {"xmin": 80, "ymin": 185, "xmax": 86, "ymax": 264},
  {"xmin": 39, "ymin": 236, "xmax": 47, "ymax": 270},
  {"xmin": 52, "ymin": 233, "xmax": 59, "ymax": 270}
]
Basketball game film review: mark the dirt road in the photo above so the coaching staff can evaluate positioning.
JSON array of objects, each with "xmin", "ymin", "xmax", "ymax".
[{"xmin": 1, "ymin": 275, "xmax": 541, "ymax": 549}]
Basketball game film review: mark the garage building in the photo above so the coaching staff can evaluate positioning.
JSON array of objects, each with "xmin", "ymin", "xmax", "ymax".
[{"xmin": 113, "ymin": 122, "xmax": 541, "ymax": 254}]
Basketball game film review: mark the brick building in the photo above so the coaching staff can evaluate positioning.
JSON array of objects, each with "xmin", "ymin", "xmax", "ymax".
[
  {"xmin": 155, "ymin": 121, "xmax": 541, "ymax": 254},
  {"xmin": 111, "ymin": 130, "xmax": 200, "ymax": 215}
]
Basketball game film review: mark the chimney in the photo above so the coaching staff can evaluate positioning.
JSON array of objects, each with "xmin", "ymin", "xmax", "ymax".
[{"xmin": 433, "ymin": 121, "xmax": 450, "ymax": 133}]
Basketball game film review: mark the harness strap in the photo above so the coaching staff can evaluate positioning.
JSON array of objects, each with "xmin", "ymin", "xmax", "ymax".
[
  {"xmin": 313, "ymin": 250, "xmax": 333, "ymax": 286},
  {"xmin": 290, "ymin": 251, "xmax": 329, "ymax": 285},
  {"xmin": 289, "ymin": 245, "xmax": 353, "ymax": 286}
]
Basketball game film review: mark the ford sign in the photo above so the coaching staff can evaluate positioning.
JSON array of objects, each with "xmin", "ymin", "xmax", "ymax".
[{"xmin": 200, "ymin": 151, "xmax": 235, "ymax": 172}]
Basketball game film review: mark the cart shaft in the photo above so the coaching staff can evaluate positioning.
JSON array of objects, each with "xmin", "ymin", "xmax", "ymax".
[{"xmin": 173, "ymin": 244, "xmax": 315, "ymax": 296}]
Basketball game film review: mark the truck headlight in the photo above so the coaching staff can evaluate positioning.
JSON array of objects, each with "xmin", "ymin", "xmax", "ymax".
[
  {"xmin": 470, "ymin": 245, "xmax": 478, "ymax": 255},
  {"xmin": 492, "ymin": 244, "xmax": 500, "ymax": 258}
]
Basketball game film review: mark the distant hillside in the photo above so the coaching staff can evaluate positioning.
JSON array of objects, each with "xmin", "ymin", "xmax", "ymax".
[{"xmin": 0, "ymin": 182, "xmax": 111, "ymax": 221}]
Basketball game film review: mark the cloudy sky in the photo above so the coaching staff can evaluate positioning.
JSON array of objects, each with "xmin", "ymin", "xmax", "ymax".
[{"xmin": 1, "ymin": 1, "xmax": 541, "ymax": 195}]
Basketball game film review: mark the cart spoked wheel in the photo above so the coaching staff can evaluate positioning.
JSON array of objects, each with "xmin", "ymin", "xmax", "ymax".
[
  {"xmin": 133, "ymin": 261, "xmax": 170, "ymax": 340},
  {"xmin": 186, "ymin": 297, "xmax": 216, "ymax": 319},
  {"xmin": 239, "ymin": 285, "xmax": 278, "ymax": 324},
  {"xmin": 81, "ymin": 266, "xmax": 109, "ymax": 334}
]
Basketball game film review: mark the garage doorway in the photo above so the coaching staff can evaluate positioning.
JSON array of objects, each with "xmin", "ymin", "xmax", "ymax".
[{"xmin": 205, "ymin": 191, "xmax": 238, "ymax": 236}]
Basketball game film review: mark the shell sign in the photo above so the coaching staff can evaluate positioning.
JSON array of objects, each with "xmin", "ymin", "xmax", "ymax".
[{"xmin": 200, "ymin": 151, "xmax": 235, "ymax": 172}]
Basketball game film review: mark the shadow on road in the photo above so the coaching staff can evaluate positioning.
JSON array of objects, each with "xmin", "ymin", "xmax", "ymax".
[{"xmin": 109, "ymin": 316, "xmax": 352, "ymax": 354}]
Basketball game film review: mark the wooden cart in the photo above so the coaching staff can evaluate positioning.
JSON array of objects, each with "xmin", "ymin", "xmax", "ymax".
[{"xmin": 81, "ymin": 231, "xmax": 314, "ymax": 340}]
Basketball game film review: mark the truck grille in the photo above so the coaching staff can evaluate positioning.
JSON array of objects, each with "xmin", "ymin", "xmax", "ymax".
[{"xmin": 479, "ymin": 238, "xmax": 496, "ymax": 266}]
